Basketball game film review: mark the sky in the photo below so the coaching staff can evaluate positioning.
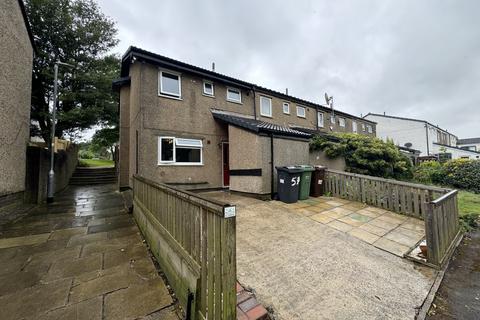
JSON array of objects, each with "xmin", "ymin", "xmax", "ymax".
[{"xmin": 95, "ymin": 0, "xmax": 480, "ymax": 138}]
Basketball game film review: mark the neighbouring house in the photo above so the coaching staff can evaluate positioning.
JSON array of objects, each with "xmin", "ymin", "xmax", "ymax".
[
  {"xmin": 364, "ymin": 113, "xmax": 480, "ymax": 160},
  {"xmin": 114, "ymin": 46, "xmax": 376, "ymax": 197},
  {"xmin": 457, "ymin": 137, "xmax": 480, "ymax": 152},
  {"xmin": 0, "ymin": 0, "xmax": 36, "ymax": 208}
]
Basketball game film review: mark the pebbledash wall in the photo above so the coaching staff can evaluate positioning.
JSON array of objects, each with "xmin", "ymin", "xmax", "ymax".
[
  {"xmin": 116, "ymin": 47, "xmax": 366, "ymax": 195},
  {"xmin": 0, "ymin": 0, "xmax": 35, "ymax": 207}
]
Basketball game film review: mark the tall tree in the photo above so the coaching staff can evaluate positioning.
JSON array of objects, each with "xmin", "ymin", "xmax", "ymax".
[{"xmin": 26, "ymin": 0, "xmax": 119, "ymax": 143}]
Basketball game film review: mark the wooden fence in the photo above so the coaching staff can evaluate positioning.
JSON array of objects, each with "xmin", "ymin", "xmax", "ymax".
[
  {"xmin": 324, "ymin": 169, "xmax": 461, "ymax": 267},
  {"xmin": 133, "ymin": 175, "xmax": 236, "ymax": 320},
  {"xmin": 324, "ymin": 169, "xmax": 449, "ymax": 219},
  {"xmin": 425, "ymin": 190, "xmax": 461, "ymax": 267}
]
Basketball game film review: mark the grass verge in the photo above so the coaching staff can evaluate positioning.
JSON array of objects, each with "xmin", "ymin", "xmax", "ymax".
[{"xmin": 78, "ymin": 159, "xmax": 114, "ymax": 167}]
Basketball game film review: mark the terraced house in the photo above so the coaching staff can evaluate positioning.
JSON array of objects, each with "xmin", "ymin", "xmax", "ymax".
[{"xmin": 114, "ymin": 47, "xmax": 376, "ymax": 197}]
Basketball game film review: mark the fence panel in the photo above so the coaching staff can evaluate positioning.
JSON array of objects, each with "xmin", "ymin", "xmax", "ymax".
[
  {"xmin": 425, "ymin": 190, "xmax": 461, "ymax": 266},
  {"xmin": 324, "ymin": 169, "xmax": 449, "ymax": 219},
  {"xmin": 133, "ymin": 175, "xmax": 236, "ymax": 320}
]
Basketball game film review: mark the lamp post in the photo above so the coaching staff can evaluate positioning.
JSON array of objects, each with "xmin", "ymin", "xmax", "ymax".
[{"xmin": 47, "ymin": 61, "xmax": 75, "ymax": 203}]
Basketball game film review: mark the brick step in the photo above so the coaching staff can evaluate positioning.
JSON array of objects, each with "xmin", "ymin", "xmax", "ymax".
[{"xmin": 236, "ymin": 282, "xmax": 270, "ymax": 320}]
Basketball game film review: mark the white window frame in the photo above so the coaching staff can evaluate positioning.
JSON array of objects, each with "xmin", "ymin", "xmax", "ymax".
[
  {"xmin": 367, "ymin": 125, "xmax": 373, "ymax": 133},
  {"xmin": 296, "ymin": 105, "xmax": 306, "ymax": 118},
  {"xmin": 158, "ymin": 137, "xmax": 203, "ymax": 166},
  {"xmin": 362, "ymin": 123, "xmax": 366, "ymax": 132},
  {"xmin": 339, "ymin": 117, "xmax": 346, "ymax": 127},
  {"xmin": 158, "ymin": 136, "xmax": 175, "ymax": 164},
  {"xmin": 203, "ymin": 80, "xmax": 214, "ymax": 96},
  {"xmin": 352, "ymin": 121, "xmax": 358, "ymax": 133},
  {"xmin": 283, "ymin": 102, "xmax": 290, "ymax": 114},
  {"xmin": 159, "ymin": 70, "xmax": 182, "ymax": 99},
  {"xmin": 330, "ymin": 115, "xmax": 335, "ymax": 124},
  {"xmin": 260, "ymin": 96, "xmax": 272, "ymax": 117},
  {"xmin": 317, "ymin": 112, "xmax": 324, "ymax": 128},
  {"xmin": 226, "ymin": 87, "xmax": 242, "ymax": 103}
]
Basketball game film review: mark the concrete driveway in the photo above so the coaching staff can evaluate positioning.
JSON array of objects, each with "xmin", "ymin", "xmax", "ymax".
[{"xmin": 201, "ymin": 191, "xmax": 437, "ymax": 320}]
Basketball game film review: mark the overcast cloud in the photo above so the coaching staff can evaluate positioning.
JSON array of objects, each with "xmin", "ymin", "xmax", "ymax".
[{"xmin": 97, "ymin": 0, "xmax": 480, "ymax": 138}]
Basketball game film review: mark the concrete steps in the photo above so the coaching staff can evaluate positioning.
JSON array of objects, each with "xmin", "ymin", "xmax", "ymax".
[{"xmin": 69, "ymin": 166, "xmax": 117, "ymax": 185}]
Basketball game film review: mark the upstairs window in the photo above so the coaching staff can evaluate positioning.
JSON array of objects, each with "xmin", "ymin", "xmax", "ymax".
[
  {"xmin": 260, "ymin": 96, "xmax": 272, "ymax": 117},
  {"xmin": 352, "ymin": 121, "xmax": 358, "ymax": 133},
  {"xmin": 297, "ymin": 106, "xmax": 306, "ymax": 118},
  {"xmin": 283, "ymin": 102, "xmax": 290, "ymax": 114},
  {"xmin": 362, "ymin": 123, "xmax": 366, "ymax": 132},
  {"xmin": 367, "ymin": 125, "xmax": 373, "ymax": 133},
  {"xmin": 330, "ymin": 115, "xmax": 335, "ymax": 124},
  {"xmin": 317, "ymin": 112, "xmax": 324, "ymax": 127},
  {"xmin": 203, "ymin": 81, "xmax": 214, "ymax": 96},
  {"xmin": 159, "ymin": 71, "xmax": 181, "ymax": 98},
  {"xmin": 158, "ymin": 137, "xmax": 203, "ymax": 165},
  {"xmin": 339, "ymin": 118, "xmax": 346, "ymax": 127},
  {"xmin": 227, "ymin": 88, "xmax": 242, "ymax": 103}
]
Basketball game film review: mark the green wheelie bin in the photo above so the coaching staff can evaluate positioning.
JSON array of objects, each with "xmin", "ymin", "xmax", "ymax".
[{"xmin": 296, "ymin": 165, "xmax": 314, "ymax": 200}]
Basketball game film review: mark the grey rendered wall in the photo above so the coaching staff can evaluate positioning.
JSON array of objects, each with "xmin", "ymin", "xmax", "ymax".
[
  {"xmin": 228, "ymin": 125, "xmax": 267, "ymax": 194},
  {"xmin": 0, "ymin": 0, "xmax": 34, "ymax": 198},
  {"xmin": 271, "ymin": 137, "xmax": 310, "ymax": 193},
  {"xmin": 118, "ymin": 85, "xmax": 131, "ymax": 189},
  {"xmin": 25, "ymin": 145, "xmax": 79, "ymax": 204},
  {"xmin": 309, "ymin": 150, "xmax": 347, "ymax": 171},
  {"xmin": 130, "ymin": 62, "xmax": 251, "ymax": 189}
]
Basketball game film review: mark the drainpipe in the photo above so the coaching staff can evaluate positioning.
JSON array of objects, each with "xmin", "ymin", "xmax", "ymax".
[
  {"xmin": 425, "ymin": 123, "xmax": 430, "ymax": 155},
  {"xmin": 270, "ymin": 133, "xmax": 275, "ymax": 199},
  {"xmin": 252, "ymin": 86, "xmax": 257, "ymax": 120}
]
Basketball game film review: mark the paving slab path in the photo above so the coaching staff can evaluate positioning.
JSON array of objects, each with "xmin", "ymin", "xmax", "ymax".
[
  {"xmin": 202, "ymin": 191, "xmax": 438, "ymax": 320},
  {"xmin": 0, "ymin": 184, "xmax": 180, "ymax": 320}
]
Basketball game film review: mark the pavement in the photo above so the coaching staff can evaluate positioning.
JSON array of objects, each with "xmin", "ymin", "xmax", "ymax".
[
  {"xmin": 0, "ymin": 184, "xmax": 180, "ymax": 320},
  {"xmin": 427, "ymin": 229, "xmax": 480, "ymax": 320},
  {"xmin": 201, "ymin": 191, "xmax": 437, "ymax": 320}
]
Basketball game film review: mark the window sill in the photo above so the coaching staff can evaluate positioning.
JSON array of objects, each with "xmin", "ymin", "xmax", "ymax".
[
  {"xmin": 260, "ymin": 114, "xmax": 272, "ymax": 118},
  {"xmin": 283, "ymin": 112, "xmax": 290, "ymax": 115},
  {"xmin": 158, "ymin": 93, "xmax": 183, "ymax": 101},
  {"xmin": 227, "ymin": 99, "xmax": 243, "ymax": 105},
  {"xmin": 297, "ymin": 115, "xmax": 306, "ymax": 119},
  {"xmin": 158, "ymin": 163, "xmax": 204, "ymax": 166},
  {"xmin": 202, "ymin": 93, "xmax": 215, "ymax": 98}
]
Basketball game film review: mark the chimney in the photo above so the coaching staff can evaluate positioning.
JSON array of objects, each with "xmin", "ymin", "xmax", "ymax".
[
  {"xmin": 285, "ymin": 88, "xmax": 289, "ymax": 95},
  {"xmin": 212, "ymin": 62, "xmax": 215, "ymax": 72},
  {"xmin": 383, "ymin": 111, "xmax": 386, "ymax": 115}
]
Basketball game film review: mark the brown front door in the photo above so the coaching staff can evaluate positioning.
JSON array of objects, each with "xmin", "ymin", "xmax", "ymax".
[{"xmin": 222, "ymin": 143, "xmax": 229, "ymax": 187}]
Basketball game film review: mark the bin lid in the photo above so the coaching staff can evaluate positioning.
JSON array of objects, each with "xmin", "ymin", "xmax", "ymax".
[
  {"xmin": 314, "ymin": 165, "xmax": 327, "ymax": 170},
  {"xmin": 275, "ymin": 166, "xmax": 303, "ymax": 173},
  {"xmin": 295, "ymin": 165, "xmax": 315, "ymax": 172}
]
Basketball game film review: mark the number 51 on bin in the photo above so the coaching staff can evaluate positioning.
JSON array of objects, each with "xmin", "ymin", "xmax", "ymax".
[{"xmin": 291, "ymin": 177, "xmax": 300, "ymax": 186}]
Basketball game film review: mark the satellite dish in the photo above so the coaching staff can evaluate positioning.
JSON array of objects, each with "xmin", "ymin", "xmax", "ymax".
[
  {"xmin": 324, "ymin": 93, "xmax": 333, "ymax": 106},
  {"xmin": 404, "ymin": 142, "xmax": 412, "ymax": 148}
]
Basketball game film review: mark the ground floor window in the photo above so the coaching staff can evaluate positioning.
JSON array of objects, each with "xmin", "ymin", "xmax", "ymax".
[{"xmin": 158, "ymin": 137, "xmax": 203, "ymax": 165}]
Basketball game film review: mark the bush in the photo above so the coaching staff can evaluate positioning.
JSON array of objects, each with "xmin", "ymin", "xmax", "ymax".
[
  {"xmin": 443, "ymin": 159, "xmax": 480, "ymax": 193},
  {"xmin": 78, "ymin": 149, "xmax": 94, "ymax": 159},
  {"xmin": 310, "ymin": 133, "xmax": 413, "ymax": 179},
  {"xmin": 413, "ymin": 161, "xmax": 445, "ymax": 184}
]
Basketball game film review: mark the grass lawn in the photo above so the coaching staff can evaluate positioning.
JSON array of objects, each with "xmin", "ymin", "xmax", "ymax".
[
  {"xmin": 458, "ymin": 191, "xmax": 480, "ymax": 216},
  {"xmin": 78, "ymin": 159, "xmax": 114, "ymax": 167},
  {"xmin": 457, "ymin": 191, "xmax": 480, "ymax": 230}
]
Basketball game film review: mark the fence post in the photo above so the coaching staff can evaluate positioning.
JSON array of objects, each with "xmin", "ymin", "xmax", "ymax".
[{"xmin": 425, "ymin": 201, "xmax": 439, "ymax": 266}]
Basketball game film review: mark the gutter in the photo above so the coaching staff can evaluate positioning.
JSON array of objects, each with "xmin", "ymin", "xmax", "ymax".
[
  {"xmin": 252, "ymin": 87, "xmax": 257, "ymax": 120},
  {"xmin": 425, "ymin": 123, "xmax": 430, "ymax": 155},
  {"xmin": 270, "ymin": 133, "xmax": 275, "ymax": 200}
]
